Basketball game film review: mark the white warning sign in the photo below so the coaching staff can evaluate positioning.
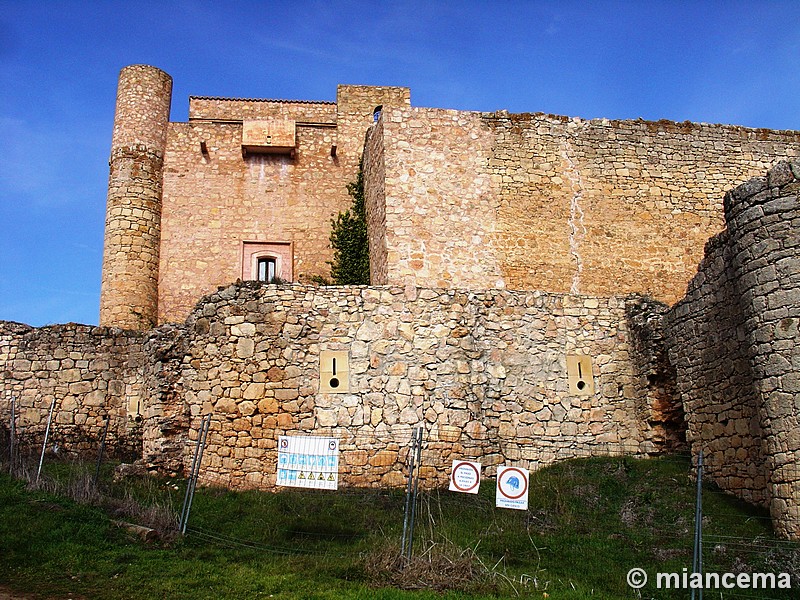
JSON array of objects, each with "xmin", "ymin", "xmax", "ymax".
[
  {"xmin": 276, "ymin": 435, "xmax": 339, "ymax": 490},
  {"xmin": 449, "ymin": 460, "xmax": 481, "ymax": 494},
  {"xmin": 495, "ymin": 465, "xmax": 529, "ymax": 510}
]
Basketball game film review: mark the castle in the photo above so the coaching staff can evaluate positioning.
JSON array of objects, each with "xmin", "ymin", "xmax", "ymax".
[{"xmin": 3, "ymin": 65, "xmax": 800, "ymax": 538}]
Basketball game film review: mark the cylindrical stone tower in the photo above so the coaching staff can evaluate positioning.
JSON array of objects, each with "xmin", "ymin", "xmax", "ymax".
[
  {"xmin": 725, "ymin": 161, "xmax": 800, "ymax": 539},
  {"xmin": 99, "ymin": 65, "xmax": 172, "ymax": 330}
]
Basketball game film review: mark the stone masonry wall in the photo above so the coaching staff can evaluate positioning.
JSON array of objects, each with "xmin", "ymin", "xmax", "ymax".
[
  {"xmin": 665, "ymin": 231, "xmax": 767, "ymax": 506},
  {"xmin": 366, "ymin": 109, "xmax": 800, "ymax": 305},
  {"xmin": 363, "ymin": 117, "xmax": 388, "ymax": 285},
  {"xmin": 158, "ymin": 121, "xmax": 347, "ymax": 322},
  {"xmin": 157, "ymin": 85, "xmax": 411, "ymax": 324},
  {"xmin": 143, "ymin": 283, "xmax": 677, "ymax": 489},
  {"xmin": 366, "ymin": 107, "xmax": 504, "ymax": 289},
  {"xmin": 188, "ymin": 97, "xmax": 337, "ymax": 123},
  {"xmin": 665, "ymin": 162, "xmax": 800, "ymax": 539},
  {"xmin": 0, "ymin": 321, "xmax": 146, "ymax": 459},
  {"xmin": 2, "ymin": 284, "xmax": 675, "ymax": 489},
  {"xmin": 99, "ymin": 65, "xmax": 172, "ymax": 330},
  {"xmin": 487, "ymin": 115, "xmax": 800, "ymax": 304},
  {"xmin": 725, "ymin": 162, "xmax": 800, "ymax": 538}
]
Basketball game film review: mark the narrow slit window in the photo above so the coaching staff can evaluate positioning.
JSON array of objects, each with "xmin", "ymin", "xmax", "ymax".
[{"xmin": 257, "ymin": 257, "xmax": 277, "ymax": 282}]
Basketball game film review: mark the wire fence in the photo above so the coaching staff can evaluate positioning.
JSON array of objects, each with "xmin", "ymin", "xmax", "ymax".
[{"xmin": 1, "ymin": 408, "xmax": 800, "ymax": 598}]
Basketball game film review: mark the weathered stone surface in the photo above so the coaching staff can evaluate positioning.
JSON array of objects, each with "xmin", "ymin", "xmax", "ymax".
[
  {"xmin": 365, "ymin": 106, "xmax": 799, "ymax": 304},
  {"xmin": 666, "ymin": 162, "xmax": 800, "ymax": 539},
  {"xmin": 0, "ymin": 321, "xmax": 144, "ymax": 459}
]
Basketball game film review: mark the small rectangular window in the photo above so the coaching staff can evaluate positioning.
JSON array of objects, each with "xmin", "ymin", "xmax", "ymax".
[
  {"xmin": 242, "ymin": 241, "xmax": 293, "ymax": 282},
  {"xmin": 257, "ymin": 257, "xmax": 277, "ymax": 282}
]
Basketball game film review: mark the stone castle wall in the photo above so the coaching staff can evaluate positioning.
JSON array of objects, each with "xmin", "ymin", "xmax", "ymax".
[
  {"xmin": 0, "ymin": 321, "xmax": 146, "ymax": 459},
  {"xmin": 366, "ymin": 108, "xmax": 503, "ymax": 289},
  {"xmin": 665, "ymin": 162, "xmax": 800, "ymax": 538},
  {"xmin": 365, "ymin": 108, "xmax": 800, "ymax": 304},
  {"xmin": 155, "ymin": 85, "xmax": 410, "ymax": 324},
  {"xmin": 100, "ymin": 67, "xmax": 800, "ymax": 331},
  {"xmin": 188, "ymin": 97, "xmax": 337, "ymax": 123},
  {"xmin": 99, "ymin": 65, "xmax": 172, "ymax": 330},
  {"xmin": 665, "ymin": 231, "xmax": 767, "ymax": 505},
  {"xmin": 168, "ymin": 284, "xmax": 671, "ymax": 488},
  {"xmin": 1, "ymin": 283, "xmax": 676, "ymax": 489},
  {"xmin": 158, "ymin": 119, "xmax": 347, "ymax": 323}
]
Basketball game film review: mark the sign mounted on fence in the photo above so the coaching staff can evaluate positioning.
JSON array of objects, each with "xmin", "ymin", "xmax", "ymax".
[
  {"xmin": 495, "ymin": 465, "xmax": 529, "ymax": 510},
  {"xmin": 449, "ymin": 460, "xmax": 482, "ymax": 494},
  {"xmin": 276, "ymin": 435, "xmax": 339, "ymax": 490}
]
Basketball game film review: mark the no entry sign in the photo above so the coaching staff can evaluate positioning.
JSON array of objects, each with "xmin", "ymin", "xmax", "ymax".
[
  {"xmin": 495, "ymin": 465, "xmax": 529, "ymax": 510},
  {"xmin": 449, "ymin": 460, "xmax": 481, "ymax": 494}
]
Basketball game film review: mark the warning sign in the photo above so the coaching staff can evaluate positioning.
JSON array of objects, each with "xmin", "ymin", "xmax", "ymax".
[
  {"xmin": 276, "ymin": 435, "xmax": 339, "ymax": 490},
  {"xmin": 495, "ymin": 465, "xmax": 529, "ymax": 510},
  {"xmin": 449, "ymin": 460, "xmax": 481, "ymax": 494}
]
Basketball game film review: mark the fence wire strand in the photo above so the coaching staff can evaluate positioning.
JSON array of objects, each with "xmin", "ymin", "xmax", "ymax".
[{"xmin": 2, "ymin": 417, "xmax": 800, "ymax": 597}]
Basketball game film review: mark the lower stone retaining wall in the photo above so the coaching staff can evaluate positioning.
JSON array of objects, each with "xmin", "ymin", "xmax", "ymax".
[
  {"xmin": 1, "ymin": 284, "xmax": 678, "ymax": 490},
  {"xmin": 0, "ymin": 321, "xmax": 145, "ymax": 459},
  {"xmin": 163, "ymin": 284, "xmax": 675, "ymax": 488}
]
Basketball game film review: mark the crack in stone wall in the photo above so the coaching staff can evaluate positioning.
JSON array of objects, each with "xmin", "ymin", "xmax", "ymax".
[{"xmin": 561, "ymin": 139, "xmax": 587, "ymax": 295}]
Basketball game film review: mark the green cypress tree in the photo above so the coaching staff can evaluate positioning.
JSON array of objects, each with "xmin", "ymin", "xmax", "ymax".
[{"xmin": 328, "ymin": 164, "xmax": 370, "ymax": 284}]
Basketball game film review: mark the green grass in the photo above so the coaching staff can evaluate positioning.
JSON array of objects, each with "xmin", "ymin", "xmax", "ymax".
[{"xmin": 0, "ymin": 455, "xmax": 797, "ymax": 599}]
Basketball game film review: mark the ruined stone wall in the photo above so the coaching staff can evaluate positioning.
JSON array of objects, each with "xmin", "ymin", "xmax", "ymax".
[
  {"xmin": 142, "ymin": 283, "xmax": 676, "ymax": 489},
  {"xmin": 3, "ymin": 284, "xmax": 675, "ymax": 488},
  {"xmin": 366, "ymin": 109, "xmax": 800, "ymax": 304},
  {"xmin": 665, "ymin": 232, "xmax": 767, "ymax": 506},
  {"xmin": 724, "ymin": 162, "xmax": 800, "ymax": 538},
  {"xmin": 0, "ymin": 321, "xmax": 146, "ymax": 459},
  {"xmin": 665, "ymin": 161, "xmax": 800, "ymax": 539}
]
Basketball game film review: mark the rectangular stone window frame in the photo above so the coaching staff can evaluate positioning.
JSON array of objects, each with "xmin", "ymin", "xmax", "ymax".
[{"xmin": 241, "ymin": 241, "xmax": 294, "ymax": 282}]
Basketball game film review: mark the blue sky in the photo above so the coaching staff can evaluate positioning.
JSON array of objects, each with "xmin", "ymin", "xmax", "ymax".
[{"xmin": 1, "ymin": 0, "xmax": 799, "ymax": 327}]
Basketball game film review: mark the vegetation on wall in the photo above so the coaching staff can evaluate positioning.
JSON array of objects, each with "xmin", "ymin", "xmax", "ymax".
[{"xmin": 328, "ymin": 163, "xmax": 369, "ymax": 285}]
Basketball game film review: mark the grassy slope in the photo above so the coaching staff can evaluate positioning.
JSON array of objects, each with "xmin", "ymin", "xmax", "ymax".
[{"xmin": 0, "ymin": 456, "xmax": 796, "ymax": 599}]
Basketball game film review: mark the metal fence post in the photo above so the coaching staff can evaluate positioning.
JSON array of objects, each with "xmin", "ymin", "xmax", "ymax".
[
  {"xmin": 401, "ymin": 427, "xmax": 420, "ymax": 558},
  {"xmin": 180, "ymin": 413, "xmax": 212, "ymax": 534},
  {"xmin": 93, "ymin": 415, "xmax": 111, "ymax": 486},
  {"xmin": 406, "ymin": 426, "xmax": 424, "ymax": 561},
  {"xmin": 36, "ymin": 398, "xmax": 56, "ymax": 484},
  {"xmin": 401, "ymin": 426, "xmax": 424, "ymax": 561},
  {"xmin": 691, "ymin": 450, "xmax": 704, "ymax": 600},
  {"xmin": 9, "ymin": 397, "xmax": 16, "ymax": 475}
]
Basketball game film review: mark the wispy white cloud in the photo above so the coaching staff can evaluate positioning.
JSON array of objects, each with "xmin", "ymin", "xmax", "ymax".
[{"xmin": 0, "ymin": 115, "xmax": 107, "ymax": 207}]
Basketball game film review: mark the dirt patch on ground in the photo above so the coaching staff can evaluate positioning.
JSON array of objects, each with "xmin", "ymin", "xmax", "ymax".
[
  {"xmin": 0, "ymin": 586, "xmax": 86, "ymax": 600},
  {"xmin": 0, "ymin": 587, "xmax": 33, "ymax": 600}
]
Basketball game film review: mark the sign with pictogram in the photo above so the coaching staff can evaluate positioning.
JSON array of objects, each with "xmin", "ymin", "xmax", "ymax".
[
  {"xmin": 495, "ymin": 465, "xmax": 529, "ymax": 510},
  {"xmin": 449, "ymin": 460, "xmax": 481, "ymax": 494},
  {"xmin": 276, "ymin": 435, "xmax": 339, "ymax": 490}
]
